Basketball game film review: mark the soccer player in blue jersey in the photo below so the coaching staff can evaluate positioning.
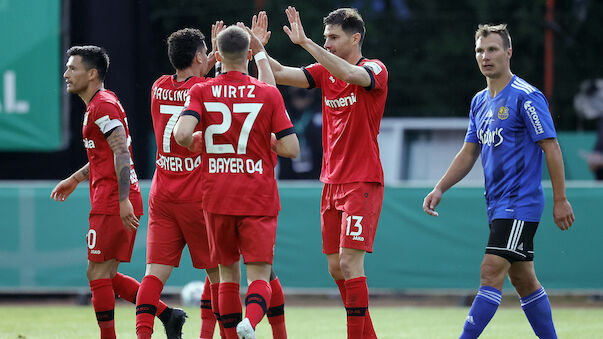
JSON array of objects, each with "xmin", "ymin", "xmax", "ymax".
[{"xmin": 423, "ymin": 24, "xmax": 575, "ymax": 339}]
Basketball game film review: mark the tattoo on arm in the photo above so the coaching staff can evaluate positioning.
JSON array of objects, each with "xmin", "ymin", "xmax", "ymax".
[
  {"xmin": 106, "ymin": 126, "xmax": 131, "ymax": 201},
  {"xmin": 72, "ymin": 163, "xmax": 90, "ymax": 183}
]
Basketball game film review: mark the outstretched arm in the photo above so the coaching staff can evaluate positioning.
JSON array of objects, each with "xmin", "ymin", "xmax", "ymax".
[
  {"xmin": 539, "ymin": 138, "xmax": 575, "ymax": 230},
  {"xmin": 423, "ymin": 142, "xmax": 480, "ymax": 216},
  {"xmin": 106, "ymin": 126, "xmax": 139, "ymax": 231},
  {"xmin": 283, "ymin": 6, "xmax": 371, "ymax": 87},
  {"xmin": 50, "ymin": 163, "xmax": 89, "ymax": 201}
]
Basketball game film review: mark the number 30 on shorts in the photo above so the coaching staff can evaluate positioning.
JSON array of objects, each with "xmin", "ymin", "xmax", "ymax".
[
  {"xmin": 87, "ymin": 229, "xmax": 97, "ymax": 249},
  {"xmin": 345, "ymin": 216, "xmax": 363, "ymax": 236}
]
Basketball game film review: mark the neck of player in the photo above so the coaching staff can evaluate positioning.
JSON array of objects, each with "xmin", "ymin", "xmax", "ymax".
[
  {"xmin": 175, "ymin": 68, "xmax": 199, "ymax": 82},
  {"xmin": 80, "ymin": 82, "xmax": 104, "ymax": 105},
  {"xmin": 220, "ymin": 60, "xmax": 248, "ymax": 74},
  {"xmin": 486, "ymin": 70, "xmax": 513, "ymax": 98}
]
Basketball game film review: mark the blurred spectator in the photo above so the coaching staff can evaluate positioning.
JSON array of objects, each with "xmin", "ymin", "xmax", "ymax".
[
  {"xmin": 277, "ymin": 87, "xmax": 323, "ymax": 179},
  {"xmin": 574, "ymin": 79, "xmax": 603, "ymax": 179}
]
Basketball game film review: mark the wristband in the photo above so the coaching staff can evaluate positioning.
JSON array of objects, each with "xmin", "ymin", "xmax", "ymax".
[{"xmin": 254, "ymin": 51, "xmax": 267, "ymax": 62}]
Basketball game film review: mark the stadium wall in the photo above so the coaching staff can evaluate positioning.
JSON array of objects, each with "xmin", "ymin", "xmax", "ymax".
[{"xmin": 1, "ymin": 181, "xmax": 601, "ymax": 293}]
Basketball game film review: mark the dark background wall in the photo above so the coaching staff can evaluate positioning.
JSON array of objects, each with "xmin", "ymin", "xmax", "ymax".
[{"xmin": 1, "ymin": 0, "xmax": 602, "ymax": 180}]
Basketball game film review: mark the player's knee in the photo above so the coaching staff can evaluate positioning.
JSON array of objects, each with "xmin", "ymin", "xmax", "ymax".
[
  {"xmin": 327, "ymin": 260, "xmax": 343, "ymax": 279},
  {"xmin": 509, "ymin": 273, "xmax": 540, "ymax": 296},
  {"xmin": 479, "ymin": 263, "xmax": 506, "ymax": 288},
  {"xmin": 338, "ymin": 256, "xmax": 362, "ymax": 279}
]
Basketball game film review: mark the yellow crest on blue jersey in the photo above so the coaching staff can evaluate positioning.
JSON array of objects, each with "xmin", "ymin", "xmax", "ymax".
[{"xmin": 498, "ymin": 106, "xmax": 509, "ymax": 120}]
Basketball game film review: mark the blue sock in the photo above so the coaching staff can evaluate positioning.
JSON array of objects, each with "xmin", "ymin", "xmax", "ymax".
[
  {"xmin": 459, "ymin": 286, "xmax": 502, "ymax": 339},
  {"xmin": 521, "ymin": 287, "xmax": 557, "ymax": 339}
]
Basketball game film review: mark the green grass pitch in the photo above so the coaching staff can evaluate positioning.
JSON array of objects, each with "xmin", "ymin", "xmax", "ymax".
[{"xmin": 1, "ymin": 305, "xmax": 602, "ymax": 338}]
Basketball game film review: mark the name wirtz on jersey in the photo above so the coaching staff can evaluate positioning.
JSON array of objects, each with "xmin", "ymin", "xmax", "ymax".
[{"xmin": 325, "ymin": 92, "xmax": 357, "ymax": 108}]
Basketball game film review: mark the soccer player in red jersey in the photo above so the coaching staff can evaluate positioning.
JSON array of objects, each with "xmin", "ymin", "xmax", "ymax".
[
  {"xmin": 173, "ymin": 25, "xmax": 299, "ymax": 339},
  {"xmin": 260, "ymin": 7, "xmax": 388, "ymax": 338},
  {"xmin": 134, "ymin": 26, "xmax": 221, "ymax": 339},
  {"xmin": 51, "ymin": 46, "xmax": 184, "ymax": 339}
]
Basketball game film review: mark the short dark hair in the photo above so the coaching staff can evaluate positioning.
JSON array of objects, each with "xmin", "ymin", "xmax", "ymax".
[
  {"xmin": 475, "ymin": 24, "xmax": 512, "ymax": 50},
  {"xmin": 217, "ymin": 26, "xmax": 249, "ymax": 63},
  {"xmin": 323, "ymin": 8, "xmax": 365, "ymax": 45},
  {"xmin": 67, "ymin": 45, "xmax": 110, "ymax": 80},
  {"xmin": 167, "ymin": 28, "xmax": 206, "ymax": 70}
]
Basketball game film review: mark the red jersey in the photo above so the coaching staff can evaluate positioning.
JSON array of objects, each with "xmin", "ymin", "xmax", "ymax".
[
  {"xmin": 149, "ymin": 75, "xmax": 207, "ymax": 202},
  {"xmin": 82, "ymin": 90, "xmax": 143, "ymax": 215},
  {"xmin": 303, "ymin": 58, "xmax": 388, "ymax": 184},
  {"xmin": 183, "ymin": 71, "xmax": 294, "ymax": 216}
]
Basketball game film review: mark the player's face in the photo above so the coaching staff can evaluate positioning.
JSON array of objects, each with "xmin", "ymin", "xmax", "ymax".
[
  {"xmin": 475, "ymin": 34, "xmax": 511, "ymax": 79},
  {"xmin": 196, "ymin": 46, "xmax": 208, "ymax": 75},
  {"xmin": 323, "ymin": 24, "xmax": 355, "ymax": 59},
  {"xmin": 64, "ymin": 56, "xmax": 91, "ymax": 94}
]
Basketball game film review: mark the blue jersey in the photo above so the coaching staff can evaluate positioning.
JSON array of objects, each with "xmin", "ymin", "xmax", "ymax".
[{"xmin": 465, "ymin": 75, "xmax": 557, "ymax": 222}]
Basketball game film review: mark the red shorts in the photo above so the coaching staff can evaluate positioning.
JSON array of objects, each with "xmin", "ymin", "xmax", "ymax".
[
  {"xmin": 147, "ymin": 196, "xmax": 216, "ymax": 269},
  {"xmin": 87, "ymin": 214, "xmax": 137, "ymax": 263},
  {"xmin": 203, "ymin": 212, "xmax": 277, "ymax": 266},
  {"xmin": 321, "ymin": 182, "xmax": 384, "ymax": 254}
]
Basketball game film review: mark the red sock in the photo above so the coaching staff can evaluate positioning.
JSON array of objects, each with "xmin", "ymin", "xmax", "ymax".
[
  {"xmin": 200, "ymin": 276, "xmax": 216, "ymax": 338},
  {"xmin": 219, "ymin": 282, "xmax": 242, "ymax": 339},
  {"xmin": 363, "ymin": 309, "xmax": 377, "ymax": 339},
  {"xmin": 344, "ymin": 277, "xmax": 369, "ymax": 339},
  {"xmin": 135, "ymin": 275, "xmax": 163, "ymax": 338},
  {"xmin": 245, "ymin": 280, "xmax": 271, "ymax": 329},
  {"xmin": 335, "ymin": 279, "xmax": 347, "ymax": 305},
  {"xmin": 112, "ymin": 272, "xmax": 168, "ymax": 315},
  {"xmin": 267, "ymin": 277, "xmax": 287, "ymax": 339},
  {"xmin": 90, "ymin": 278, "xmax": 116, "ymax": 339},
  {"xmin": 211, "ymin": 282, "xmax": 226, "ymax": 338}
]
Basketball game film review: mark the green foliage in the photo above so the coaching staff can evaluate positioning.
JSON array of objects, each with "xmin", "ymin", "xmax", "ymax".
[{"xmin": 148, "ymin": 0, "xmax": 603, "ymax": 130}]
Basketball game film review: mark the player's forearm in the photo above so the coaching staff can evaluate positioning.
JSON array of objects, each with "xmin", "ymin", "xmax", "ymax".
[
  {"xmin": 203, "ymin": 51, "xmax": 217, "ymax": 76},
  {"xmin": 542, "ymin": 139, "xmax": 568, "ymax": 201},
  {"xmin": 256, "ymin": 51, "xmax": 276, "ymax": 86},
  {"xmin": 299, "ymin": 38, "xmax": 368, "ymax": 86},
  {"xmin": 106, "ymin": 127, "xmax": 131, "ymax": 202},
  {"xmin": 173, "ymin": 115, "xmax": 198, "ymax": 148},
  {"xmin": 70, "ymin": 163, "xmax": 90, "ymax": 183},
  {"xmin": 435, "ymin": 145, "xmax": 479, "ymax": 193}
]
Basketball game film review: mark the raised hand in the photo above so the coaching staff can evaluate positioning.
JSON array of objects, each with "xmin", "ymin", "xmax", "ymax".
[
  {"xmin": 238, "ymin": 22, "xmax": 265, "ymax": 55},
  {"xmin": 211, "ymin": 20, "xmax": 225, "ymax": 53},
  {"xmin": 283, "ymin": 6, "xmax": 308, "ymax": 46},
  {"xmin": 251, "ymin": 11, "xmax": 271, "ymax": 46}
]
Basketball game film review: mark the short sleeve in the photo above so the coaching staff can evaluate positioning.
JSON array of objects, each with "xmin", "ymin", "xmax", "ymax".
[
  {"xmin": 519, "ymin": 91, "xmax": 557, "ymax": 142},
  {"xmin": 302, "ymin": 63, "xmax": 324, "ymax": 89},
  {"xmin": 181, "ymin": 83, "xmax": 204, "ymax": 121},
  {"xmin": 93, "ymin": 102, "xmax": 123, "ymax": 134},
  {"xmin": 362, "ymin": 60, "xmax": 387, "ymax": 92},
  {"xmin": 464, "ymin": 96, "xmax": 479, "ymax": 144}
]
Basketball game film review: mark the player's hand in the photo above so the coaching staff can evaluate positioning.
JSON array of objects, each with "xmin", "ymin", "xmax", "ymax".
[
  {"xmin": 270, "ymin": 133, "xmax": 278, "ymax": 153},
  {"xmin": 239, "ymin": 23, "xmax": 265, "ymax": 56},
  {"xmin": 553, "ymin": 198, "xmax": 574, "ymax": 231},
  {"xmin": 251, "ymin": 11, "xmax": 271, "ymax": 46},
  {"xmin": 119, "ymin": 199, "xmax": 139, "ymax": 232},
  {"xmin": 423, "ymin": 189, "xmax": 442, "ymax": 217},
  {"xmin": 50, "ymin": 177, "xmax": 78, "ymax": 202},
  {"xmin": 283, "ymin": 6, "xmax": 308, "ymax": 46},
  {"xmin": 188, "ymin": 131, "xmax": 203, "ymax": 153},
  {"xmin": 211, "ymin": 20, "xmax": 225, "ymax": 54}
]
